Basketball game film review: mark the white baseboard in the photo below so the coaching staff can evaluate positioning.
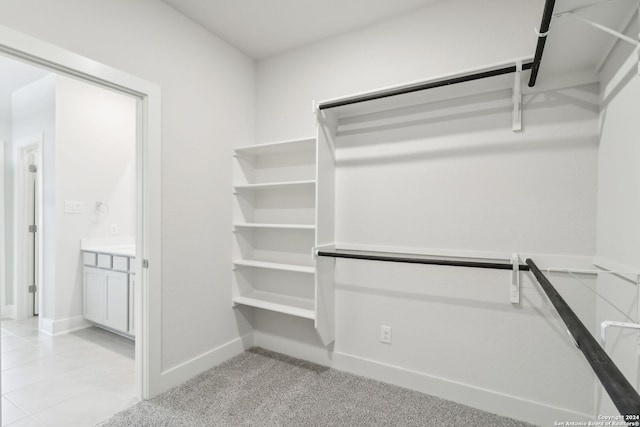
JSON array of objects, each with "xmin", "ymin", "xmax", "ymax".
[
  {"xmin": 157, "ymin": 333, "xmax": 254, "ymax": 395},
  {"xmin": 2, "ymin": 305, "xmax": 16, "ymax": 319},
  {"xmin": 253, "ymin": 331, "xmax": 592, "ymax": 426},
  {"xmin": 40, "ymin": 315, "xmax": 91, "ymax": 335},
  {"xmin": 253, "ymin": 330, "xmax": 333, "ymax": 366}
]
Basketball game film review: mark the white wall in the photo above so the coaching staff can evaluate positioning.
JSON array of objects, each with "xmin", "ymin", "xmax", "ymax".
[
  {"xmin": 0, "ymin": 94, "xmax": 10, "ymax": 141},
  {"xmin": 11, "ymin": 75, "xmax": 55, "ymax": 317},
  {"xmin": 0, "ymin": 0, "xmax": 255, "ymax": 394},
  {"xmin": 1, "ymin": 93, "xmax": 9, "ymax": 315},
  {"xmin": 52, "ymin": 75, "xmax": 136, "ymax": 330},
  {"xmin": 594, "ymin": 12, "xmax": 640, "ymax": 416},
  {"xmin": 253, "ymin": 0, "xmax": 600, "ymax": 424},
  {"xmin": 257, "ymin": 0, "xmax": 545, "ymax": 142}
]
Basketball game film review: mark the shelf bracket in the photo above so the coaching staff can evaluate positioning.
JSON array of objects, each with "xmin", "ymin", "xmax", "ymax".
[
  {"xmin": 511, "ymin": 253, "xmax": 520, "ymax": 304},
  {"xmin": 512, "ymin": 61, "xmax": 522, "ymax": 132},
  {"xmin": 601, "ymin": 321, "xmax": 640, "ymax": 355}
]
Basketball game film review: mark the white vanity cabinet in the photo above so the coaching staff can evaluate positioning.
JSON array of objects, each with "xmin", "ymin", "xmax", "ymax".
[{"xmin": 83, "ymin": 251, "xmax": 135, "ymax": 337}]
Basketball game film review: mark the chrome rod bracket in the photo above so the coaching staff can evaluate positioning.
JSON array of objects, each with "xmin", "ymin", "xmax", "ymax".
[
  {"xmin": 512, "ymin": 61, "xmax": 523, "ymax": 132},
  {"xmin": 511, "ymin": 253, "xmax": 520, "ymax": 303}
]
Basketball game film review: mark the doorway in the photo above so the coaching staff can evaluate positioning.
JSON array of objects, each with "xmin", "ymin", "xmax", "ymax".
[
  {"xmin": 0, "ymin": 24, "xmax": 162, "ymax": 407},
  {"xmin": 1, "ymin": 58, "xmax": 141, "ymax": 424}
]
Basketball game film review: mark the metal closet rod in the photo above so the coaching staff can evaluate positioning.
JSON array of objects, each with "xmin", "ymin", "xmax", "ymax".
[
  {"xmin": 316, "ymin": 250, "xmax": 529, "ymax": 271},
  {"xmin": 526, "ymin": 259, "xmax": 640, "ymax": 417},
  {"xmin": 528, "ymin": 0, "xmax": 556, "ymax": 87},
  {"xmin": 317, "ymin": 62, "xmax": 534, "ymax": 111}
]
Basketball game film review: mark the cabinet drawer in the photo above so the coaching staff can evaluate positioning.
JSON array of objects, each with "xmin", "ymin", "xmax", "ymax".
[
  {"xmin": 83, "ymin": 252, "xmax": 97, "ymax": 266},
  {"xmin": 112, "ymin": 256, "xmax": 129, "ymax": 271},
  {"xmin": 97, "ymin": 254, "xmax": 112, "ymax": 268}
]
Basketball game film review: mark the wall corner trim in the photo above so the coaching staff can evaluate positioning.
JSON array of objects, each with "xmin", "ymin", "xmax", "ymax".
[{"xmin": 156, "ymin": 333, "xmax": 254, "ymax": 396}]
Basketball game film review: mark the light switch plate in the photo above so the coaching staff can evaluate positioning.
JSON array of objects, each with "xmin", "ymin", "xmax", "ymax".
[{"xmin": 64, "ymin": 201, "xmax": 84, "ymax": 214}]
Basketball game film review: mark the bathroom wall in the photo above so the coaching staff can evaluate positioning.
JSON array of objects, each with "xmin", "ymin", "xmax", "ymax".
[
  {"xmin": 9, "ymin": 73, "xmax": 135, "ymax": 331},
  {"xmin": 0, "ymin": 94, "xmax": 10, "ymax": 141},
  {"xmin": 1, "ymin": 92, "xmax": 9, "ymax": 314},
  {"xmin": 51, "ymin": 75, "xmax": 136, "ymax": 333}
]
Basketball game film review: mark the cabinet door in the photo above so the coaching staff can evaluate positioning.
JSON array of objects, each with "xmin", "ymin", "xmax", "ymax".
[
  {"xmin": 104, "ymin": 270, "xmax": 129, "ymax": 333},
  {"xmin": 84, "ymin": 267, "xmax": 105, "ymax": 324}
]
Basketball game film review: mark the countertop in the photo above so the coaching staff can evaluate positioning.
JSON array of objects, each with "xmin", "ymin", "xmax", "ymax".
[{"xmin": 80, "ymin": 237, "xmax": 135, "ymax": 257}]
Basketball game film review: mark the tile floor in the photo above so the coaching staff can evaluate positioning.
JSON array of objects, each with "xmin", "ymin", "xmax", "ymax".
[{"xmin": 1, "ymin": 318, "xmax": 137, "ymax": 427}]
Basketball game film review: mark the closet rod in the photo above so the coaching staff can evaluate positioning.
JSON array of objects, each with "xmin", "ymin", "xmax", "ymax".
[
  {"xmin": 526, "ymin": 259, "xmax": 640, "ymax": 417},
  {"xmin": 317, "ymin": 62, "xmax": 533, "ymax": 111},
  {"xmin": 528, "ymin": 0, "xmax": 556, "ymax": 87},
  {"xmin": 317, "ymin": 249, "xmax": 529, "ymax": 271}
]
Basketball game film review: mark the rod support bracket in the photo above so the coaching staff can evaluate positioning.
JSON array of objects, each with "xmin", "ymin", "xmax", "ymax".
[
  {"xmin": 600, "ymin": 320, "xmax": 640, "ymax": 355},
  {"xmin": 511, "ymin": 253, "xmax": 520, "ymax": 304},
  {"xmin": 512, "ymin": 61, "xmax": 523, "ymax": 132}
]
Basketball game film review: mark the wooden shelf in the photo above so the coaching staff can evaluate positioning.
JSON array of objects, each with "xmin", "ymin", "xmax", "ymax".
[
  {"xmin": 232, "ymin": 291, "xmax": 315, "ymax": 319},
  {"xmin": 234, "ymin": 138, "xmax": 315, "ymax": 157},
  {"xmin": 234, "ymin": 180, "xmax": 316, "ymax": 191},
  {"xmin": 233, "ymin": 259, "xmax": 315, "ymax": 274},
  {"xmin": 234, "ymin": 223, "xmax": 315, "ymax": 230}
]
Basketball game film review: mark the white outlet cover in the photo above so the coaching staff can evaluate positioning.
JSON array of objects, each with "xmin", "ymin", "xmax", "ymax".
[{"xmin": 380, "ymin": 325, "xmax": 392, "ymax": 344}]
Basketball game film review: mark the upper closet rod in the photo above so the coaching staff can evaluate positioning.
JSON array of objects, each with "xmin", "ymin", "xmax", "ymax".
[
  {"xmin": 528, "ymin": 0, "xmax": 557, "ymax": 87},
  {"xmin": 318, "ymin": 61, "xmax": 533, "ymax": 111}
]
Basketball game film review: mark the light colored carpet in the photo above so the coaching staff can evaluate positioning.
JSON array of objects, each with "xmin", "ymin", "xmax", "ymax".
[{"xmin": 97, "ymin": 347, "xmax": 533, "ymax": 426}]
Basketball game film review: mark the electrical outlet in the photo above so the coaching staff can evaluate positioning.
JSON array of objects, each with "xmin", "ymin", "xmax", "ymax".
[
  {"xmin": 380, "ymin": 325, "xmax": 392, "ymax": 344},
  {"xmin": 110, "ymin": 224, "xmax": 118, "ymax": 235}
]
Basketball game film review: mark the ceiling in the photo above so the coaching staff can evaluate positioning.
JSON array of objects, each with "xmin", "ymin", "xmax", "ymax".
[
  {"xmin": 0, "ymin": 55, "xmax": 50, "ymax": 100},
  {"xmin": 0, "ymin": 0, "xmax": 634, "ymax": 100},
  {"xmin": 160, "ymin": 0, "xmax": 442, "ymax": 59},
  {"xmin": 542, "ymin": 0, "xmax": 638, "ymax": 78},
  {"xmin": 160, "ymin": 0, "xmax": 636, "ymax": 81}
]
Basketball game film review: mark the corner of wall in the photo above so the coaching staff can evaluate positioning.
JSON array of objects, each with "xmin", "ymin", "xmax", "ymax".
[{"xmin": 154, "ymin": 332, "xmax": 254, "ymax": 396}]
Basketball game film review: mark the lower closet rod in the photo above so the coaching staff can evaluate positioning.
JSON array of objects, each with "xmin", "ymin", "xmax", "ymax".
[
  {"xmin": 527, "ymin": 259, "xmax": 640, "ymax": 418},
  {"xmin": 316, "ymin": 250, "xmax": 529, "ymax": 271}
]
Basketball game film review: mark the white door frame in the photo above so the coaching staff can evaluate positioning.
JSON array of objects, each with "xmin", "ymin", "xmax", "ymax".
[
  {"xmin": 14, "ymin": 136, "xmax": 42, "ymax": 320},
  {"xmin": 0, "ymin": 25, "xmax": 162, "ymax": 400}
]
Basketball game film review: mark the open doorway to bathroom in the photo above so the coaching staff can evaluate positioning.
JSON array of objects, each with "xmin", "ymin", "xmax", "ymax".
[{"xmin": 1, "ymin": 54, "xmax": 139, "ymax": 425}]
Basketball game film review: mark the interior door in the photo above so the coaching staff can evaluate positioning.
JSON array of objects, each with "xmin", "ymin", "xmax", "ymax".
[{"xmin": 24, "ymin": 149, "xmax": 39, "ymax": 317}]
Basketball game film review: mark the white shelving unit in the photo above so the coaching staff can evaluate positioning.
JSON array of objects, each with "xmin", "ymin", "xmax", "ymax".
[
  {"xmin": 232, "ymin": 259, "xmax": 315, "ymax": 274},
  {"xmin": 233, "ymin": 180, "xmax": 316, "ymax": 192},
  {"xmin": 232, "ymin": 137, "xmax": 333, "ymax": 340},
  {"xmin": 233, "ymin": 292, "xmax": 315, "ymax": 320}
]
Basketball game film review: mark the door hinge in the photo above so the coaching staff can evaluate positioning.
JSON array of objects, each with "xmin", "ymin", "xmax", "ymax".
[
  {"xmin": 29, "ymin": 164, "xmax": 37, "ymax": 173},
  {"xmin": 29, "ymin": 225, "xmax": 37, "ymax": 233},
  {"xmin": 28, "ymin": 285, "xmax": 37, "ymax": 293},
  {"xmin": 143, "ymin": 259, "xmax": 149, "ymax": 268}
]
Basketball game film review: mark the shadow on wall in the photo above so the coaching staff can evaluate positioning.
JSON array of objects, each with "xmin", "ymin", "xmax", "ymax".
[{"xmin": 333, "ymin": 84, "xmax": 600, "ymax": 167}]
